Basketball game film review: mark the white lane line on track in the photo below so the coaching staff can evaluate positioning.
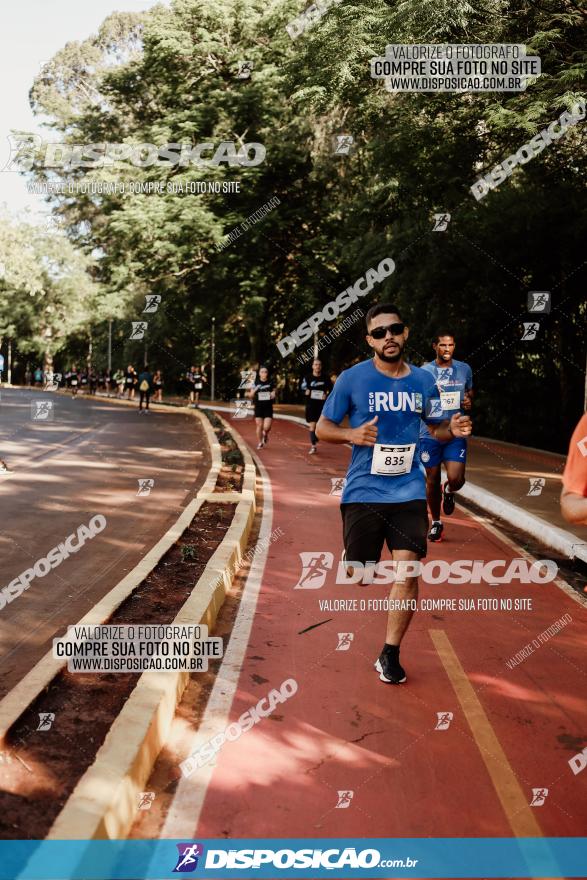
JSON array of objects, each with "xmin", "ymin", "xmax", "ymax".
[
  {"xmin": 159, "ymin": 449, "xmax": 273, "ymax": 838},
  {"xmin": 464, "ymin": 505, "xmax": 587, "ymax": 608}
]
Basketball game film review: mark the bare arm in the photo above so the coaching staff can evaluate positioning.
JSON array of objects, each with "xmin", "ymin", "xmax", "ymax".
[
  {"xmin": 427, "ymin": 412, "xmax": 473, "ymax": 442},
  {"xmin": 560, "ymin": 488, "xmax": 587, "ymax": 525},
  {"xmin": 316, "ymin": 415, "xmax": 379, "ymax": 445}
]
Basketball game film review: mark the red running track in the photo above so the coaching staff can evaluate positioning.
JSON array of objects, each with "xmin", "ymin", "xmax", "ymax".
[{"xmin": 191, "ymin": 416, "xmax": 587, "ymax": 840}]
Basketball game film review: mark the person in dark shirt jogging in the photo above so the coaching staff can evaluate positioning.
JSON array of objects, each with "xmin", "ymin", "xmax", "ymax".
[{"xmin": 138, "ymin": 366, "xmax": 154, "ymax": 414}]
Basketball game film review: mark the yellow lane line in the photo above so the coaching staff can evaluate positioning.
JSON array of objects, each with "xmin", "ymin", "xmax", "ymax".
[{"xmin": 430, "ymin": 628, "xmax": 543, "ymax": 838}]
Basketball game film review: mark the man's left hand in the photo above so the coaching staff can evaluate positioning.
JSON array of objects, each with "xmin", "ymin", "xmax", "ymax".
[{"xmin": 450, "ymin": 412, "xmax": 472, "ymax": 437}]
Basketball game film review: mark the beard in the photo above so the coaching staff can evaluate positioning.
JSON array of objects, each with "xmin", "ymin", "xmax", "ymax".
[{"xmin": 377, "ymin": 343, "xmax": 404, "ymax": 363}]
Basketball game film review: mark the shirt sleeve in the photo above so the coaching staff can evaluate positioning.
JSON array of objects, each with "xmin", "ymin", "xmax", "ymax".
[
  {"xmin": 562, "ymin": 414, "xmax": 587, "ymax": 497},
  {"xmin": 465, "ymin": 364, "xmax": 473, "ymax": 391},
  {"xmin": 321, "ymin": 370, "xmax": 351, "ymax": 424}
]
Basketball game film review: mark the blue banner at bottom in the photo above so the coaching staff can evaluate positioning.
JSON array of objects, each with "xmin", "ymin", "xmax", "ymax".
[{"xmin": 0, "ymin": 838, "xmax": 584, "ymax": 879}]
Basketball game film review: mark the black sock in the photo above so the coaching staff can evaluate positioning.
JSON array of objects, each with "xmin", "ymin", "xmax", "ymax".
[
  {"xmin": 383, "ymin": 643, "xmax": 399, "ymax": 656},
  {"xmin": 310, "ymin": 430, "xmax": 317, "ymax": 445}
]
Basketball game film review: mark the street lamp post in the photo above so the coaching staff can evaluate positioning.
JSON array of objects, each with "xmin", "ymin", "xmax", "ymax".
[{"xmin": 108, "ymin": 319, "xmax": 112, "ymax": 373}]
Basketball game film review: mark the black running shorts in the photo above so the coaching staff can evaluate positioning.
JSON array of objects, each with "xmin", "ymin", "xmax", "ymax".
[
  {"xmin": 254, "ymin": 404, "xmax": 273, "ymax": 419},
  {"xmin": 340, "ymin": 500, "xmax": 428, "ymax": 561},
  {"xmin": 305, "ymin": 402, "xmax": 324, "ymax": 423}
]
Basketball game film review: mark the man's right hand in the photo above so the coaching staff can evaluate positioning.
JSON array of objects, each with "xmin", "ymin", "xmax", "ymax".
[{"xmin": 348, "ymin": 415, "xmax": 378, "ymax": 446}]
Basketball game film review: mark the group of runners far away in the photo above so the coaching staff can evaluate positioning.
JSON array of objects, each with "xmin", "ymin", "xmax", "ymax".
[
  {"xmin": 49, "ymin": 364, "xmax": 207, "ymax": 413},
  {"xmin": 249, "ymin": 302, "xmax": 473, "ymax": 686}
]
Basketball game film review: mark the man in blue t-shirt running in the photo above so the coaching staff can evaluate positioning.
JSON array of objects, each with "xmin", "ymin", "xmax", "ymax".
[
  {"xmin": 420, "ymin": 332, "xmax": 473, "ymax": 543},
  {"xmin": 316, "ymin": 303, "xmax": 472, "ymax": 685}
]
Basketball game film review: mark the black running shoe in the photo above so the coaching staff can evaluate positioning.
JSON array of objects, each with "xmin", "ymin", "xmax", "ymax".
[
  {"xmin": 428, "ymin": 521, "xmax": 443, "ymax": 542},
  {"xmin": 374, "ymin": 646, "xmax": 406, "ymax": 684},
  {"xmin": 442, "ymin": 481, "xmax": 455, "ymax": 516}
]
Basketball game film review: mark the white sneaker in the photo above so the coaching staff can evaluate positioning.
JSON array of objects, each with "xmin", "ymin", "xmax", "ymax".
[
  {"xmin": 257, "ymin": 442, "xmax": 264, "ymax": 449},
  {"xmin": 309, "ymin": 446, "xmax": 316, "ymax": 455}
]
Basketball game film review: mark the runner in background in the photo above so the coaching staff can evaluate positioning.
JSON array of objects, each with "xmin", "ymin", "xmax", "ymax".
[
  {"xmin": 317, "ymin": 304, "xmax": 472, "ymax": 685},
  {"xmin": 138, "ymin": 365, "xmax": 154, "ymax": 414},
  {"xmin": 301, "ymin": 359, "xmax": 333, "ymax": 455},
  {"xmin": 561, "ymin": 412, "xmax": 587, "ymax": 525},
  {"xmin": 187, "ymin": 364, "xmax": 207, "ymax": 408},
  {"xmin": 113, "ymin": 368, "xmax": 124, "ymax": 397},
  {"xmin": 249, "ymin": 366, "xmax": 276, "ymax": 449},
  {"xmin": 153, "ymin": 370, "xmax": 163, "ymax": 403},
  {"xmin": 419, "ymin": 332, "xmax": 473, "ymax": 542},
  {"xmin": 70, "ymin": 365, "xmax": 79, "ymax": 398},
  {"xmin": 125, "ymin": 364, "xmax": 137, "ymax": 400}
]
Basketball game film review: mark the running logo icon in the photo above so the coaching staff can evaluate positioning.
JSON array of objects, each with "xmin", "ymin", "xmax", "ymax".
[
  {"xmin": 137, "ymin": 478, "xmax": 155, "ymax": 497},
  {"xmin": 232, "ymin": 399, "xmax": 253, "ymax": 419},
  {"xmin": 530, "ymin": 788, "xmax": 549, "ymax": 806},
  {"xmin": 426, "ymin": 399, "xmax": 444, "ymax": 419},
  {"xmin": 138, "ymin": 791, "xmax": 156, "ymax": 810},
  {"xmin": 32, "ymin": 400, "xmax": 54, "ymax": 421},
  {"xmin": 238, "ymin": 370, "xmax": 256, "ymax": 390},
  {"xmin": 521, "ymin": 322, "xmax": 539, "ymax": 341},
  {"xmin": 130, "ymin": 321, "xmax": 148, "ymax": 340},
  {"xmin": 334, "ymin": 135, "xmax": 354, "ymax": 155},
  {"xmin": 144, "ymin": 295, "xmax": 161, "ymax": 313},
  {"xmin": 437, "ymin": 368, "xmax": 453, "ymax": 384},
  {"xmin": 173, "ymin": 843, "xmax": 204, "ymax": 873},
  {"xmin": 294, "ymin": 552, "xmax": 333, "ymax": 589},
  {"xmin": 335, "ymin": 790, "xmax": 354, "ymax": 809},
  {"xmin": 44, "ymin": 371, "xmax": 62, "ymax": 391},
  {"xmin": 432, "ymin": 213, "xmax": 451, "ymax": 231},
  {"xmin": 435, "ymin": 712, "xmax": 453, "ymax": 731},
  {"xmin": 37, "ymin": 712, "xmax": 55, "ymax": 731},
  {"xmin": 336, "ymin": 633, "xmax": 354, "ymax": 651},
  {"xmin": 527, "ymin": 291, "xmax": 551, "ymax": 313},
  {"xmin": 330, "ymin": 477, "xmax": 347, "ymax": 496},
  {"xmin": 527, "ymin": 478, "xmax": 545, "ymax": 496},
  {"xmin": 236, "ymin": 60, "xmax": 253, "ymax": 79}
]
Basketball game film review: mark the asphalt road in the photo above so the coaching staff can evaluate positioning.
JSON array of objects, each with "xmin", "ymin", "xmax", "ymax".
[{"xmin": 0, "ymin": 387, "xmax": 210, "ymax": 699}]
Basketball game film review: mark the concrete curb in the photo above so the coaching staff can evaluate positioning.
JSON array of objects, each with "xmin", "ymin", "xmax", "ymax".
[
  {"xmin": 45, "ymin": 412, "xmax": 257, "ymax": 840},
  {"xmin": 460, "ymin": 482, "xmax": 587, "ymax": 565},
  {"xmin": 0, "ymin": 406, "xmax": 219, "ymax": 743}
]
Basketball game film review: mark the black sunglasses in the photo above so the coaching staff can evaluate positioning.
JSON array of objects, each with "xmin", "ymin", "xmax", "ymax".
[{"xmin": 369, "ymin": 322, "xmax": 405, "ymax": 340}]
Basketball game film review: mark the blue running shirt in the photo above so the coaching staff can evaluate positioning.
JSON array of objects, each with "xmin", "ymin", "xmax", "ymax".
[
  {"xmin": 321, "ymin": 359, "xmax": 440, "ymax": 503},
  {"xmin": 420, "ymin": 359, "xmax": 473, "ymax": 438}
]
